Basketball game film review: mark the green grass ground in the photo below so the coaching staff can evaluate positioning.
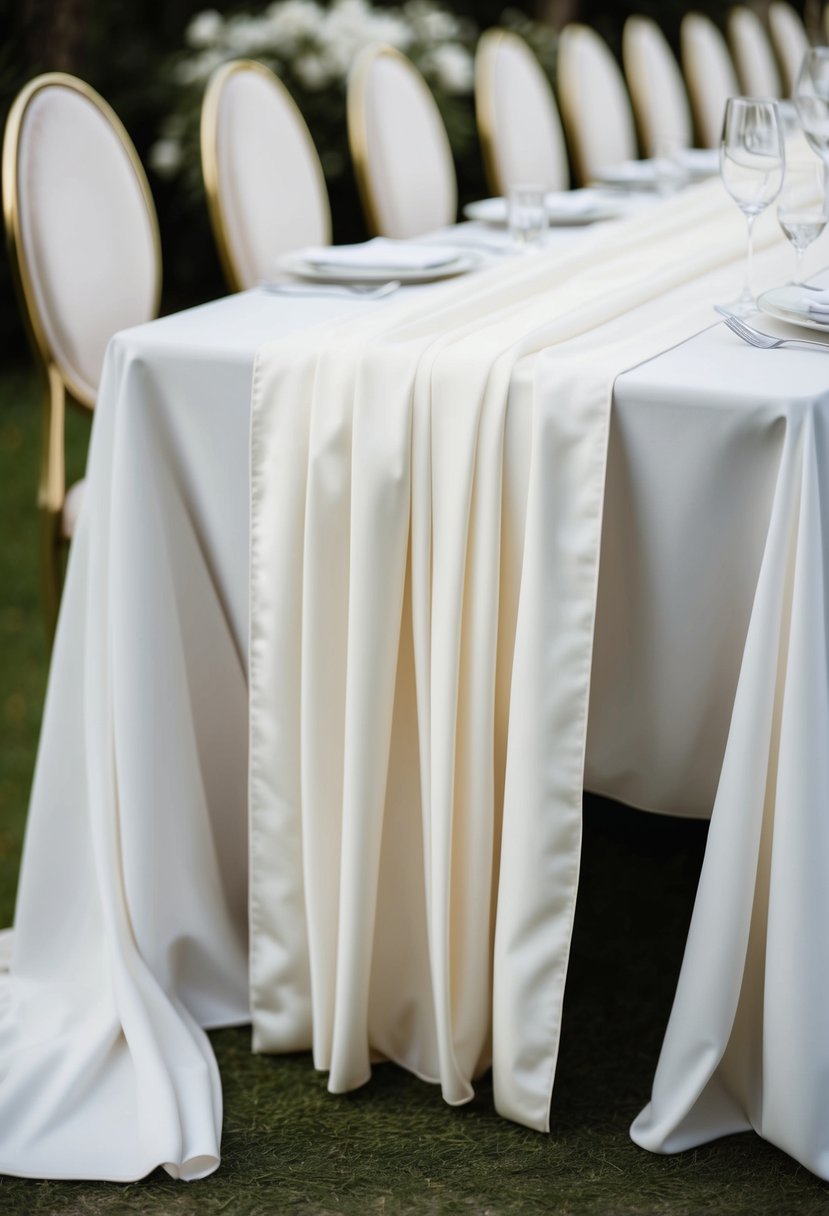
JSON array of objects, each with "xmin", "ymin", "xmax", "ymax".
[{"xmin": 1, "ymin": 363, "xmax": 827, "ymax": 1214}]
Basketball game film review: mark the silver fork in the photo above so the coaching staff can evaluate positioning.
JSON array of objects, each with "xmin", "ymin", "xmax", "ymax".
[{"xmin": 715, "ymin": 307, "xmax": 829, "ymax": 352}]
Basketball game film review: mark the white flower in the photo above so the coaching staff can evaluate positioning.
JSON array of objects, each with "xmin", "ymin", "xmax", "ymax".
[
  {"xmin": 185, "ymin": 9, "xmax": 224, "ymax": 49},
  {"xmin": 316, "ymin": 2, "xmax": 378, "ymax": 73},
  {"xmin": 421, "ymin": 42, "xmax": 473, "ymax": 94},
  {"xmin": 330, "ymin": 0, "xmax": 371, "ymax": 21},
  {"xmin": 324, "ymin": 0, "xmax": 381, "ymax": 49},
  {"xmin": 264, "ymin": 0, "xmax": 321, "ymax": 50},
  {"xmin": 294, "ymin": 51, "xmax": 335, "ymax": 90},
  {"xmin": 365, "ymin": 12, "xmax": 413, "ymax": 49},
  {"xmin": 173, "ymin": 48, "xmax": 226, "ymax": 85},
  {"xmin": 403, "ymin": 2, "xmax": 458, "ymax": 43},
  {"xmin": 148, "ymin": 138, "xmax": 182, "ymax": 177}
]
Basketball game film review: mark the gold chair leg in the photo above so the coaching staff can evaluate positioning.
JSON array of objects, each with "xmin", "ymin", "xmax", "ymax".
[
  {"xmin": 39, "ymin": 509, "xmax": 63, "ymax": 642},
  {"xmin": 38, "ymin": 365, "xmax": 66, "ymax": 645}
]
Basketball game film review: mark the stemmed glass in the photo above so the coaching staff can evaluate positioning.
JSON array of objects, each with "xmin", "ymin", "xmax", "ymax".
[
  {"xmin": 777, "ymin": 159, "xmax": 827, "ymax": 285},
  {"xmin": 720, "ymin": 98, "xmax": 785, "ymax": 316},
  {"xmin": 795, "ymin": 48, "xmax": 829, "ymax": 166}
]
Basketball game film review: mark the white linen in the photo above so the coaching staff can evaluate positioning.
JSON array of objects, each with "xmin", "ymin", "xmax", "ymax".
[
  {"xmin": 629, "ymin": 337, "xmax": 829, "ymax": 1177},
  {"xmin": 3, "ymin": 186, "xmax": 828, "ymax": 1181},
  {"xmin": 298, "ymin": 238, "xmax": 461, "ymax": 271},
  {"xmin": 248, "ymin": 180, "xmax": 792, "ymax": 1133},
  {"xmin": 0, "ymin": 310, "xmax": 259, "ymax": 1179}
]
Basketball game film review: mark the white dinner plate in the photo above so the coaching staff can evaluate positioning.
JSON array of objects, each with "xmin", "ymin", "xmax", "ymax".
[
  {"xmin": 463, "ymin": 190, "xmax": 624, "ymax": 227},
  {"xmin": 275, "ymin": 248, "xmax": 482, "ymax": 285},
  {"xmin": 593, "ymin": 151, "xmax": 719, "ymax": 191},
  {"xmin": 758, "ymin": 284, "xmax": 829, "ymax": 333}
]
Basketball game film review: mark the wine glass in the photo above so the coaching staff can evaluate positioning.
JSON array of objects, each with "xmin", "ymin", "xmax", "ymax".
[
  {"xmin": 720, "ymin": 98, "xmax": 785, "ymax": 316},
  {"xmin": 795, "ymin": 48, "xmax": 829, "ymax": 166},
  {"xmin": 777, "ymin": 158, "xmax": 828, "ymax": 285}
]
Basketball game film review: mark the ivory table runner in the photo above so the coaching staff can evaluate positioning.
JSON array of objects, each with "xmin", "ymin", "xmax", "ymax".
[{"xmin": 248, "ymin": 181, "xmax": 787, "ymax": 1130}]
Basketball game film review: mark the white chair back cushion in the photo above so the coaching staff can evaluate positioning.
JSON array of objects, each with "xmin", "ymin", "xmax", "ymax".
[
  {"xmin": 351, "ymin": 48, "xmax": 456, "ymax": 239},
  {"xmin": 557, "ymin": 24, "xmax": 638, "ymax": 185},
  {"xmin": 728, "ymin": 6, "xmax": 782, "ymax": 97},
  {"xmin": 16, "ymin": 84, "xmax": 157, "ymax": 400},
  {"xmin": 475, "ymin": 30, "xmax": 569, "ymax": 195},
  {"xmin": 681, "ymin": 13, "xmax": 740, "ymax": 148},
  {"xmin": 622, "ymin": 16, "xmax": 693, "ymax": 155},
  {"xmin": 212, "ymin": 66, "xmax": 330, "ymax": 289},
  {"xmin": 769, "ymin": 2, "xmax": 810, "ymax": 96}
]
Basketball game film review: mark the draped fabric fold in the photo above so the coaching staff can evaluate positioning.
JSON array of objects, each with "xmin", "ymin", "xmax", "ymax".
[
  {"xmin": 631, "ymin": 399, "xmax": 829, "ymax": 1176},
  {"xmin": 3, "ymin": 175, "xmax": 820, "ymax": 1182},
  {"xmin": 249, "ymin": 180, "xmax": 786, "ymax": 1130},
  {"xmin": 0, "ymin": 337, "xmax": 250, "ymax": 1180}
]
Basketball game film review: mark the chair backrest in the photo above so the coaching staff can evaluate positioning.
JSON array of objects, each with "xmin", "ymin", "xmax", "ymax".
[
  {"xmin": 556, "ymin": 24, "xmax": 638, "ymax": 185},
  {"xmin": 347, "ymin": 44, "xmax": 457, "ymax": 238},
  {"xmin": 681, "ymin": 13, "xmax": 740, "ymax": 148},
  {"xmin": 728, "ymin": 6, "xmax": 782, "ymax": 97},
  {"xmin": 201, "ymin": 60, "xmax": 331, "ymax": 292},
  {"xmin": 2, "ymin": 72, "xmax": 160, "ymax": 408},
  {"xmin": 622, "ymin": 16, "xmax": 693, "ymax": 156},
  {"xmin": 474, "ymin": 28, "xmax": 569, "ymax": 197},
  {"xmin": 768, "ymin": 2, "xmax": 810, "ymax": 96}
]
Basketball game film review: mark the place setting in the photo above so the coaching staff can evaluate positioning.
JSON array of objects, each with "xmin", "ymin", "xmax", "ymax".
[
  {"xmin": 463, "ymin": 184, "xmax": 629, "ymax": 228},
  {"xmin": 717, "ymin": 88, "xmax": 829, "ymax": 353},
  {"xmin": 591, "ymin": 145, "xmax": 720, "ymax": 192}
]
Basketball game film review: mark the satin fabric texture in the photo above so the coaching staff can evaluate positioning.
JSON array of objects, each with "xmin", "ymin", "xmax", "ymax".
[
  {"xmin": 1, "ymin": 178, "xmax": 826, "ymax": 1181},
  {"xmin": 247, "ymin": 181, "xmax": 789, "ymax": 1134}
]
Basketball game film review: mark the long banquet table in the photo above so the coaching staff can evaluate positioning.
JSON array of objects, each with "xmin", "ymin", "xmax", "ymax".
[{"xmin": 2, "ymin": 180, "xmax": 829, "ymax": 1182}]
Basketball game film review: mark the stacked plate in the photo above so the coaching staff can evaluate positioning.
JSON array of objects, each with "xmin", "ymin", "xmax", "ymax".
[
  {"xmin": 275, "ymin": 238, "xmax": 481, "ymax": 285},
  {"xmin": 593, "ymin": 149, "xmax": 720, "ymax": 191},
  {"xmin": 464, "ymin": 187, "xmax": 626, "ymax": 227},
  {"xmin": 758, "ymin": 284, "xmax": 829, "ymax": 333}
]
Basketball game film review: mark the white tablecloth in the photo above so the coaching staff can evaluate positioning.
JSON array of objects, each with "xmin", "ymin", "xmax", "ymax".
[{"xmin": 2, "ymin": 190, "xmax": 829, "ymax": 1180}]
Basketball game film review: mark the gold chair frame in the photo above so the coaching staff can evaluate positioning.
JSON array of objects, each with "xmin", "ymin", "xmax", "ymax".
[
  {"xmin": 622, "ymin": 16, "xmax": 691, "ymax": 159},
  {"xmin": 200, "ymin": 59, "xmax": 331, "ymax": 294},
  {"xmin": 475, "ymin": 28, "xmax": 570, "ymax": 199},
  {"xmin": 347, "ymin": 44, "xmax": 456, "ymax": 237},
  {"xmin": 2, "ymin": 72, "xmax": 162, "ymax": 637},
  {"xmin": 554, "ymin": 24, "xmax": 632, "ymax": 187},
  {"xmin": 474, "ymin": 28, "xmax": 511, "ymax": 200}
]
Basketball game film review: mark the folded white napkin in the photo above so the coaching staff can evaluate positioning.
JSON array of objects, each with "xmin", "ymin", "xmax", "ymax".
[
  {"xmin": 807, "ymin": 288, "xmax": 829, "ymax": 316},
  {"xmin": 673, "ymin": 148, "xmax": 719, "ymax": 177},
  {"xmin": 300, "ymin": 238, "xmax": 460, "ymax": 272},
  {"xmin": 467, "ymin": 190, "xmax": 615, "ymax": 225},
  {"xmin": 545, "ymin": 188, "xmax": 608, "ymax": 216},
  {"xmin": 597, "ymin": 159, "xmax": 658, "ymax": 184}
]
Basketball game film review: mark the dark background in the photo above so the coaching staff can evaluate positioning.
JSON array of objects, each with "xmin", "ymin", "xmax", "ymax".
[{"xmin": 0, "ymin": 0, "xmax": 811, "ymax": 359}]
